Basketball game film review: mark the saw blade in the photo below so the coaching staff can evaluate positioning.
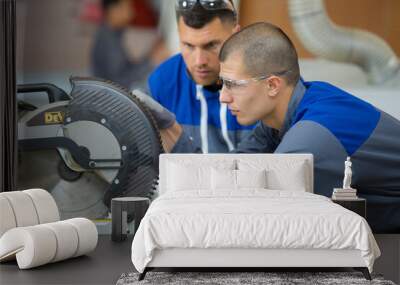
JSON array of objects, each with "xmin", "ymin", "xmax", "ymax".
[
  {"xmin": 67, "ymin": 77, "xmax": 164, "ymax": 205},
  {"xmin": 17, "ymin": 149, "xmax": 109, "ymax": 219}
]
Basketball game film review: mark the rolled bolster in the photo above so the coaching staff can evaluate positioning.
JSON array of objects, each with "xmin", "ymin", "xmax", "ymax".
[
  {"xmin": 0, "ymin": 196, "xmax": 17, "ymax": 237},
  {"xmin": 0, "ymin": 218, "xmax": 98, "ymax": 269},
  {"xmin": 42, "ymin": 221, "xmax": 79, "ymax": 263},
  {"xmin": 0, "ymin": 189, "xmax": 60, "ymax": 238},
  {"xmin": 0, "ymin": 191, "xmax": 39, "ymax": 228},
  {"xmin": 64, "ymin": 218, "xmax": 98, "ymax": 257},
  {"xmin": 23, "ymin": 189, "xmax": 60, "ymax": 224},
  {"xmin": 0, "ymin": 226, "xmax": 57, "ymax": 269}
]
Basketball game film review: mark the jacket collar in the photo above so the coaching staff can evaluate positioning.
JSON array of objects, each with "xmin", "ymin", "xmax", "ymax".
[{"xmin": 279, "ymin": 79, "xmax": 306, "ymax": 138}]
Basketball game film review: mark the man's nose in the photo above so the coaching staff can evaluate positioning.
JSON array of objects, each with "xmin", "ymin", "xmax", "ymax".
[
  {"xmin": 219, "ymin": 86, "xmax": 232, "ymax": 104},
  {"xmin": 194, "ymin": 49, "xmax": 208, "ymax": 66}
]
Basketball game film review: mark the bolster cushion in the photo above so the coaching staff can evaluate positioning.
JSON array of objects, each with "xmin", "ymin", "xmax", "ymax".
[
  {"xmin": 0, "ymin": 189, "xmax": 60, "ymax": 237},
  {"xmin": 0, "ymin": 218, "xmax": 98, "ymax": 269}
]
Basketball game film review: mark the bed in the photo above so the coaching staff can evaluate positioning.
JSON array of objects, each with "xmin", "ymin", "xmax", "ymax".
[{"xmin": 131, "ymin": 154, "xmax": 380, "ymax": 280}]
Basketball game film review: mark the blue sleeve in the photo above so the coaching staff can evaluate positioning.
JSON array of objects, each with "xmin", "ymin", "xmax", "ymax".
[{"xmin": 171, "ymin": 131, "xmax": 202, "ymax": 153}]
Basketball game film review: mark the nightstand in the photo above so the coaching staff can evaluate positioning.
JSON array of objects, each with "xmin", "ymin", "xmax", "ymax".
[
  {"xmin": 111, "ymin": 197, "xmax": 150, "ymax": 242},
  {"xmin": 331, "ymin": 198, "xmax": 366, "ymax": 218}
]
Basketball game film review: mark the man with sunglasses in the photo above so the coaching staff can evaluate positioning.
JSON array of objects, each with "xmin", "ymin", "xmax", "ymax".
[
  {"xmin": 214, "ymin": 22, "xmax": 400, "ymax": 233},
  {"xmin": 136, "ymin": 0, "xmax": 255, "ymax": 153}
]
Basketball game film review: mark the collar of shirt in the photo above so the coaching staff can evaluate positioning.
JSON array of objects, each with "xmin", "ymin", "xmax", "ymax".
[{"xmin": 278, "ymin": 79, "xmax": 306, "ymax": 138}]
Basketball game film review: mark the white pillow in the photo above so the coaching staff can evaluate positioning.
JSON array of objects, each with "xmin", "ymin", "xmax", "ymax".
[
  {"xmin": 236, "ymin": 169, "xmax": 267, "ymax": 189},
  {"xmin": 167, "ymin": 162, "xmax": 209, "ymax": 191},
  {"xmin": 211, "ymin": 168, "xmax": 236, "ymax": 190},
  {"xmin": 238, "ymin": 160, "xmax": 308, "ymax": 191},
  {"xmin": 167, "ymin": 160, "xmax": 235, "ymax": 192},
  {"xmin": 266, "ymin": 162, "xmax": 307, "ymax": 191},
  {"xmin": 211, "ymin": 168, "xmax": 267, "ymax": 190}
]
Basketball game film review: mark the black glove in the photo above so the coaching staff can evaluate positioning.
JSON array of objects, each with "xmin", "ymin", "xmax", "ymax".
[{"xmin": 131, "ymin": 89, "xmax": 176, "ymax": 129}]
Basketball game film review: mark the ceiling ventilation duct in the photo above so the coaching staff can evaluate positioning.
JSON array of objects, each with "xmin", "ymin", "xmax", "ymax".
[{"xmin": 288, "ymin": 0, "xmax": 400, "ymax": 86}]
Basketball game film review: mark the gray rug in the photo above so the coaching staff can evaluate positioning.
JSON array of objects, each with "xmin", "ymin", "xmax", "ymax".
[{"xmin": 117, "ymin": 271, "xmax": 396, "ymax": 285}]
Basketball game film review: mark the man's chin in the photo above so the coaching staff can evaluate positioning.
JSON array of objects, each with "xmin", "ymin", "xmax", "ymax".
[{"xmin": 236, "ymin": 116, "xmax": 255, "ymax": 126}]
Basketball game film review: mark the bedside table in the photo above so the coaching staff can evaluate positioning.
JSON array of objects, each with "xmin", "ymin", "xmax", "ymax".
[
  {"xmin": 111, "ymin": 197, "xmax": 150, "ymax": 242},
  {"xmin": 332, "ymin": 198, "xmax": 366, "ymax": 218}
]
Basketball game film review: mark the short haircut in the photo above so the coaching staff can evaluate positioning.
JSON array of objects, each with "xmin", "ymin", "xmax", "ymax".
[
  {"xmin": 219, "ymin": 22, "xmax": 300, "ymax": 86},
  {"xmin": 102, "ymin": 0, "xmax": 122, "ymax": 11},
  {"xmin": 176, "ymin": 1, "xmax": 237, "ymax": 29}
]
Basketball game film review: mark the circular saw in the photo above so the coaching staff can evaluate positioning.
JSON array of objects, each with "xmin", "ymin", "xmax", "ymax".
[{"xmin": 17, "ymin": 77, "xmax": 164, "ymax": 219}]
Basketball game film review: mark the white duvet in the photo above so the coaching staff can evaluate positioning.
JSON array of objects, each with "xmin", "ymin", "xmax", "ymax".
[{"xmin": 131, "ymin": 190, "xmax": 380, "ymax": 273}]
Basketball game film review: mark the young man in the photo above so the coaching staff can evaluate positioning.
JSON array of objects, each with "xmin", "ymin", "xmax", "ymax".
[
  {"xmin": 140, "ymin": 0, "xmax": 255, "ymax": 153},
  {"xmin": 216, "ymin": 22, "xmax": 400, "ymax": 233}
]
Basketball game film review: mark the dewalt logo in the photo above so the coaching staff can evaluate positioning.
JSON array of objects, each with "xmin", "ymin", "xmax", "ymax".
[{"xmin": 45, "ymin": 112, "xmax": 64, "ymax": 124}]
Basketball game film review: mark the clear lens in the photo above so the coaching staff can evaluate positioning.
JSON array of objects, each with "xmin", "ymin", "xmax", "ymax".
[
  {"xmin": 220, "ymin": 75, "xmax": 271, "ymax": 91},
  {"xmin": 220, "ymin": 77, "xmax": 242, "ymax": 90}
]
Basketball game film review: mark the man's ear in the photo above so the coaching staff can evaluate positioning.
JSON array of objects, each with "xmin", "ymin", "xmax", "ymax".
[
  {"xmin": 233, "ymin": 24, "xmax": 240, "ymax": 33},
  {"xmin": 266, "ymin": 76, "xmax": 282, "ymax": 97}
]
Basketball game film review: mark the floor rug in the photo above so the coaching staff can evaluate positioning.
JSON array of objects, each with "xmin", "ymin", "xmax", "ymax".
[{"xmin": 116, "ymin": 271, "xmax": 396, "ymax": 285}]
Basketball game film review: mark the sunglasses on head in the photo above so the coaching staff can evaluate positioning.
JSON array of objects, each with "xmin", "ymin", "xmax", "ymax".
[{"xmin": 175, "ymin": 0, "xmax": 235, "ymax": 12}]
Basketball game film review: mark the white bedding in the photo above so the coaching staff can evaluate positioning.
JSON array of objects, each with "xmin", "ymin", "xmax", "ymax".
[{"xmin": 131, "ymin": 190, "xmax": 380, "ymax": 273}]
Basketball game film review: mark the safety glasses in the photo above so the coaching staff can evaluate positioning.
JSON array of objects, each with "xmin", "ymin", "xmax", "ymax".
[
  {"xmin": 175, "ymin": 0, "xmax": 235, "ymax": 12},
  {"xmin": 220, "ymin": 75, "xmax": 269, "ymax": 90},
  {"xmin": 220, "ymin": 71, "xmax": 291, "ymax": 91}
]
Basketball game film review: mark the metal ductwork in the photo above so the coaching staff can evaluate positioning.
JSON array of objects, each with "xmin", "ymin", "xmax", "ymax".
[{"xmin": 288, "ymin": 0, "xmax": 400, "ymax": 86}]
